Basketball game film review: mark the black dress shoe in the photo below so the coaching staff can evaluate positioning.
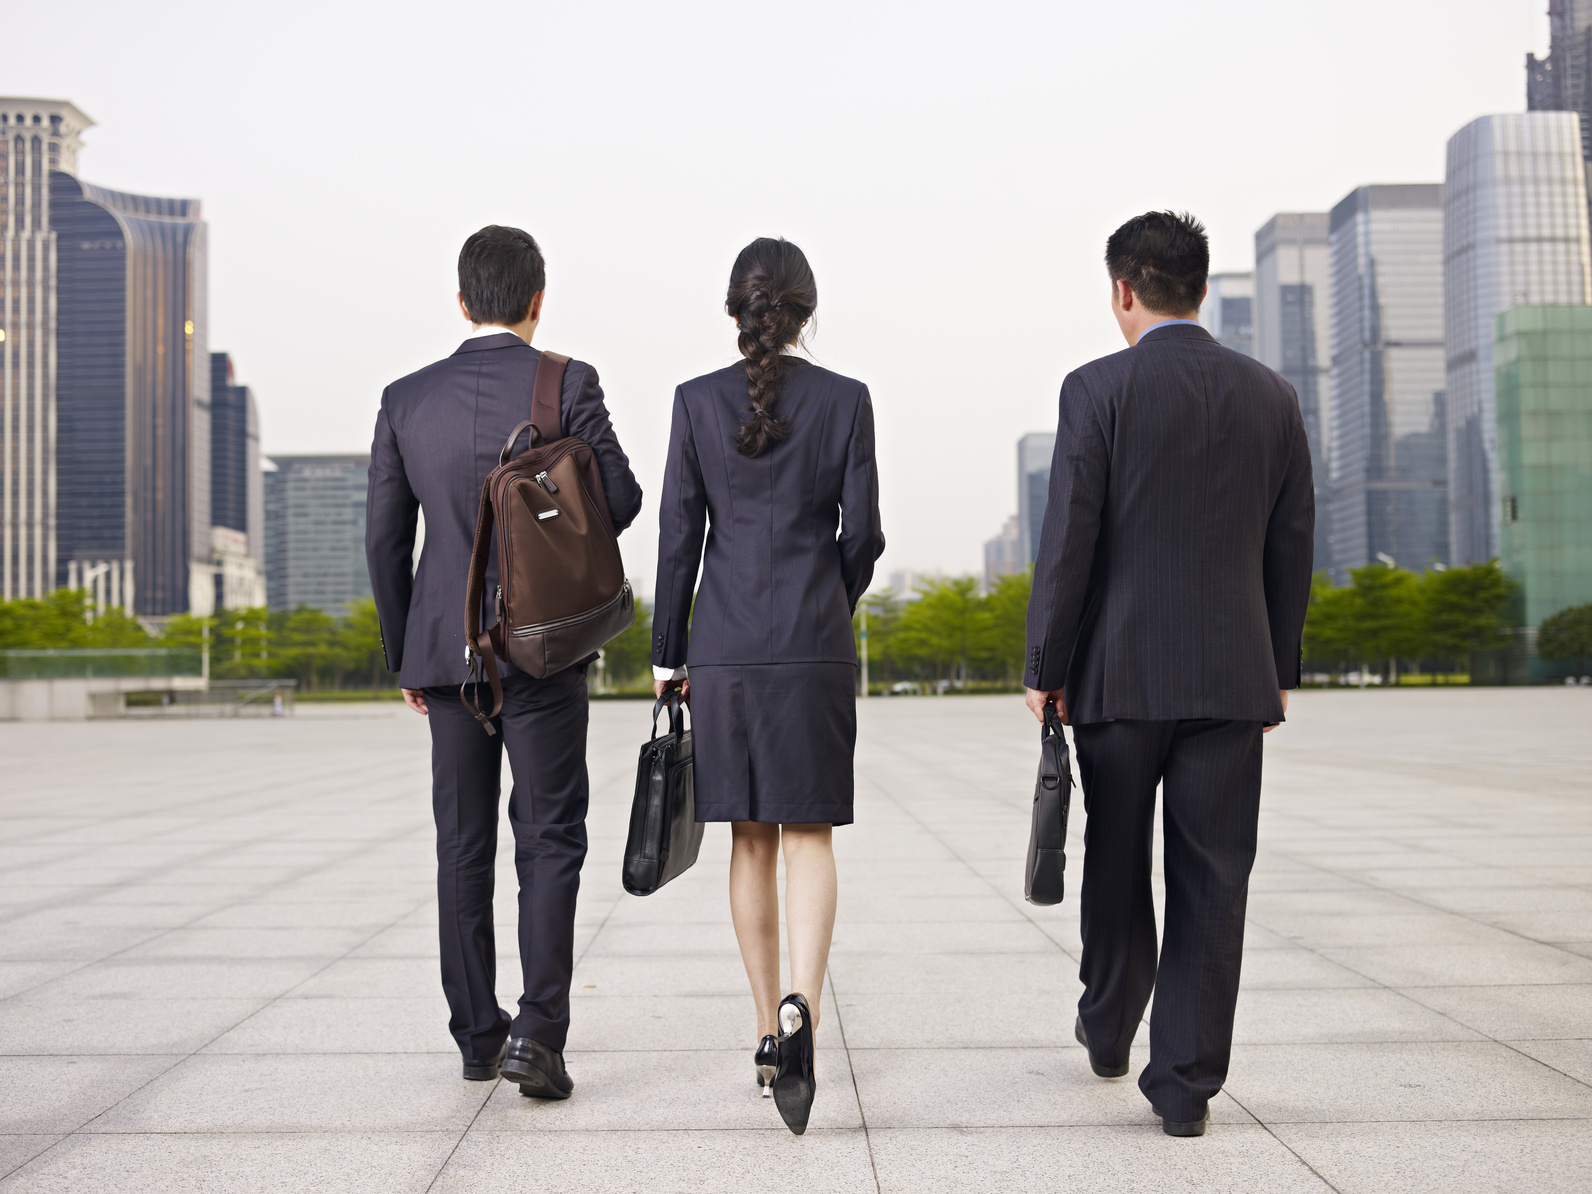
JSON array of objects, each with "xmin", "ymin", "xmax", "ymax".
[
  {"xmin": 1074, "ymin": 1016, "xmax": 1129, "ymax": 1079},
  {"xmin": 771, "ymin": 993, "xmax": 815, "ymax": 1135},
  {"xmin": 1159, "ymin": 1111, "xmax": 1209, "ymax": 1137},
  {"xmin": 500, "ymin": 1037, "xmax": 574, "ymax": 1100},
  {"xmin": 754, "ymin": 1034, "xmax": 778, "ymax": 1099},
  {"xmin": 461, "ymin": 1038, "xmax": 508, "ymax": 1081}
]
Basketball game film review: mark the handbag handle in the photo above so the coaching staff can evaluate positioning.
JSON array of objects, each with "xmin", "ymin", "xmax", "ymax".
[
  {"xmin": 651, "ymin": 690, "xmax": 686, "ymax": 742},
  {"xmin": 1039, "ymin": 703, "xmax": 1066, "ymax": 790}
]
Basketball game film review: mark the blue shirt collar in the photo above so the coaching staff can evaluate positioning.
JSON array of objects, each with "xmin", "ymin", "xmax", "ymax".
[{"xmin": 1137, "ymin": 318, "xmax": 1202, "ymax": 344}]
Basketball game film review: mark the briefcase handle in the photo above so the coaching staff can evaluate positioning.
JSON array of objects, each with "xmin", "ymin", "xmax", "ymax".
[
  {"xmin": 1039, "ymin": 703, "xmax": 1066, "ymax": 790},
  {"xmin": 651, "ymin": 690, "xmax": 687, "ymax": 742}
]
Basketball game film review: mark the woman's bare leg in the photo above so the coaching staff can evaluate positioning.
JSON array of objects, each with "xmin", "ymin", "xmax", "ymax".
[
  {"xmin": 729, "ymin": 821, "xmax": 782, "ymax": 1038},
  {"xmin": 780, "ymin": 823, "xmax": 837, "ymax": 1030}
]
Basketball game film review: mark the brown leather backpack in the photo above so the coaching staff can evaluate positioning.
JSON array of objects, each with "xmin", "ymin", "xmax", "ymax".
[{"xmin": 463, "ymin": 350, "xmax": 634, "ymax": 734}]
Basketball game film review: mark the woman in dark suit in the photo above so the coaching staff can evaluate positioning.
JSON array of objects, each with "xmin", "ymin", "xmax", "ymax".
[{"xmin": 652, "ymin": 238, "xmax": 884, "ymax": 1135}]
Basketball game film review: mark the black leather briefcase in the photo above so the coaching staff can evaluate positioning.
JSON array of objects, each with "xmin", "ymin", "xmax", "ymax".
[
  {"xmin": 623, "ymin": 691, "xmax": 704, "ymax": 896},
  {"xmin": 1024, "ymin": 703, "xmax": 1072, "ymax": 905}
]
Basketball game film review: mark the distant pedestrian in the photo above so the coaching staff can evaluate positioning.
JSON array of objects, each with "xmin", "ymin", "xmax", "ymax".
[
  {"xmin": 1023, "ymin": 211, "xmax": 1314, "ymax": 1136},
  {"xmin": 651, "ymin": 238, "xmax": 885, "ymax": 1135},
  {"xmin": 365, "ymin": 226, "xmax": 643, "ymax": 1100}
]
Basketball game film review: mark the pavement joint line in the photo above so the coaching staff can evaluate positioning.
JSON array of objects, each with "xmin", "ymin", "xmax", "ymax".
[
  {"xmin": 826, "ymin": 966, "xmax": 882, "ymax": 1194},
  {"xmin": 1223, "ymin": 1088, "xmax": 1346, "ymax": 1193}
]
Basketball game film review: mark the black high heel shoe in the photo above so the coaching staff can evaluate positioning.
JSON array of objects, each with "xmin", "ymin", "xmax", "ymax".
[
  {"xmin": 754, "ymin": 1035, "xmax": 778, "ymax": 1098},
  {"xmin": 771, "ymin": 992, "xmax": 815, "ymax": 1135}
]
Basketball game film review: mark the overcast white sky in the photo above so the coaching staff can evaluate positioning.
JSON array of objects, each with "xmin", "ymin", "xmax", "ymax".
[{"xmin": 19, "ymin": 0, "xmax": 1543, "ymax": 588}]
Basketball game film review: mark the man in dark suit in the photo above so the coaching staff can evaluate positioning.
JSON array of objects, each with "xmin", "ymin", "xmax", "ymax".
[
  {"xmin": 366, "ymin": 225, "xmax": 642, "ymax": 1098},
  {"xmin": 1023, "ymin": 211, "xmax": 1314, "ymax": 1136}
]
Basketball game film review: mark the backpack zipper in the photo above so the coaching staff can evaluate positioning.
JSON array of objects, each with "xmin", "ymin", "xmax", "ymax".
[{"xmin": 509, "ymin": 581, "xmax": 632, "ymax": 638}]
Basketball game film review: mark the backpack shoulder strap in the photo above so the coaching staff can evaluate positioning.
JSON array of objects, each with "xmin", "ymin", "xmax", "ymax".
[
  {"xmin": 461, "ymin": 474, "xmax": 503, "ymax": 734},
  {"xmin": 531, "ymin": 350, "xmax": 570, "ymax": 443}
]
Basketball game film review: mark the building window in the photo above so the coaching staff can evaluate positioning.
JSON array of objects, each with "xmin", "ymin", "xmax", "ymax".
[{"xmin": 1504, "ymin": 495, "xmax": 1519, "ymax": 523}]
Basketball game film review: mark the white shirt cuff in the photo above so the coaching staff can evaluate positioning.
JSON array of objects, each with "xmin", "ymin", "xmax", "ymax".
[{"xmin": 653, "ymin": 665, "xmax": 687, "ymax": 681}]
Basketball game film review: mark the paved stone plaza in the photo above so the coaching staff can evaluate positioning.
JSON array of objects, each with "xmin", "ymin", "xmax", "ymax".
[{"xmin": 1, "ymin": 689, "xmax": 1589, "ymax": 1192}]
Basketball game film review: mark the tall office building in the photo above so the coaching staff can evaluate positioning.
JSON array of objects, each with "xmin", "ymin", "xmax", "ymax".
[
  {"xmin": 1527, "ymin": 0, "xmax": 1592, "ymax": 216},
  {"xmin": 263, "ymin": 454, "xmax": 371, "ymax": 615},
  {"xmin": 1199, "ymin": 272, "xmax": 1254, "ymax": 356},
  {"xmin": 1016, "ymin": 432, "xmax": 1055, "ymax": 566},
  {"xmin": 209, "ymin": 353, "xmax": 265, "ymax": 610},
  {"xmin": 1444, "ymin": 112, "xmax": 1592, "ymax": 565},
  {"xmin": 1327, "ymin": 185, "xmax": 1448, "ymax": 577},
  {"xmin": 983, "ymin": 515, "xmax": 1023, "ymax": 591},
  {"xmin": 1494, "ymin": 306, "xmax": 1592, "ymax": 631},
  {"xmin": 53, "ymin": 174, "xmax": 209, "ymax": 616},
  {"xmin": 1255, "ymin": 213, "xmax": 1334, "ymax": 572},
  {"xmin": 1, "ymin": 98, "xmax": 92, "ymax": 601}
]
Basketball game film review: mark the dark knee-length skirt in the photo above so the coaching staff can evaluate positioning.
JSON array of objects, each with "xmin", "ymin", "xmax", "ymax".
[{"xmin": 687, "ymin": 662, "xmax": 856, "ymax": 826}]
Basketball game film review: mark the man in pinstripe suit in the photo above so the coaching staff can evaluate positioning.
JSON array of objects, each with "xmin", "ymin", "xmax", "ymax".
[{"xmin": 1023, "ymin": 211, "xmax": 1315, "ymax": 1137}]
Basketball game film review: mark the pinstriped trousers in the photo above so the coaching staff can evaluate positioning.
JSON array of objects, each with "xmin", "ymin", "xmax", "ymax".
[
  {"xmin": 425, "ymin": 668, "xmax": 590, "ymax": 1060},
  {"xmin": 1072, "ymin": 718, "xmax": 1265, "ymax": 1121}
]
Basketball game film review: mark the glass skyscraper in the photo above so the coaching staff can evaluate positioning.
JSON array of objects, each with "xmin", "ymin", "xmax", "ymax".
[
  {"xmin": 1443, "ymin": 112, "xmax": 1592, "ymax": 566},
  {"xmin": 0, "ymin": 98, "xmax": 91, "ymax": 601},
  {"xmin": 1255, "ymin": 213, "xmax": 1334, "ymax": 573},
  {"xmin": 1199, "ymin": 272, "xmax": 1254, "ymax": 356},
  {"xmin": 1493, "ymin": 306, "xmax": 1592, "ymax": 631},
  {"xmin": 263, "ymin": 455, "xmax": 371, "ymax": 615},
  {"xmin": 1016, "ymin": 432, "xmax": 1055, "ymax": 566},
  {"xmin": 1327, "ymin": 185, "xmax": 1448, "ymax": 577},
  {"xmin": 53, "ymin": 174, "xmax": 209, "ymax": 616},
  {"xmin": 209, "ymin": 352, "xmax": 265, "ymax": 611}
]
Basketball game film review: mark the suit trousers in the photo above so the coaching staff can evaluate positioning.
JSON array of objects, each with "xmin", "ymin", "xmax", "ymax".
[
  {"xmin": 425, "ymin": 667, "xmax": 589, "ymax": 1059},
  {"xmin": 1071, "ymin": 718, "xmax": 1265, "ymax": 1121}
]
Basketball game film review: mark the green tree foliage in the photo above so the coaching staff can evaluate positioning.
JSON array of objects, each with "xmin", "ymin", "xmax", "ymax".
[
  {"xmin": 1303, "ymin": 560, "xmax": 1515, "ymax": 682},
  {"xmin": 0, "ymin": 590, "xmax": 150, "ymax": 649},
  {"xmin": 601, "ymin": 599, "xmax": 654, "ymax": 687},
  {"xmin": 1537, "ymin": 602, "xmax": 1592, "ymax": 674},
  {"xmin": 851, "ymin": 571, "xmax": 1033, "ymax": 689},
  {"xmin": 1421, "ymin": 561, "xmax": 1514, "ymax": 673}
]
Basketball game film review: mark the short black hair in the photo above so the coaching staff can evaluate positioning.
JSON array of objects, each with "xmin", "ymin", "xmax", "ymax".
[
  {"xmin": 1104, "ymin": 211, "xmax": 1209, "ymax": 316},
  {"xmin": 457, "ymin": 225, "xmax": 545, "ymax": 325}
]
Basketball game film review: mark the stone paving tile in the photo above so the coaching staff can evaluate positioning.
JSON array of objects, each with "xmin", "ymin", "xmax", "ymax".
[
  {"xmin": 1400, "ymin": 983, "xmax": 1592, "ymax": 1039},
  {"xmin": 865, "ymin": 1125, "xmax": 1332, "ymax": 1193},
  {"xmin": 1, "ymin": 690, "xmax": 1589, "ymax": 1191},
  {"xmin": 84, "ymin": 1054, "xmax": 494, "ymax": 1133},
  {"xmin": 435, "ymin": 1129, "xmax": 877, "ymax": 1193},
  {"xmin": 1272, "ymin": 1120, "xmax": 1592, "ymax": 1194},
  {"xmin": 0, "ymin": 1055, "xmax": 179, "ymax": 1133},
  {"xmin": 1224, "ymin": 1041, "xmax": 1592, "ymax": 1122},
  {"xmin": 0, "ymin": 1132, "xmax": 458, "ymax": 1193}
]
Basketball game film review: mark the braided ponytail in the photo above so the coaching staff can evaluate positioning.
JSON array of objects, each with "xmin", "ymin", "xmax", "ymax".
[{"xmin": 725, "ymin": 238, "xmax": 817, "ymax": 458}]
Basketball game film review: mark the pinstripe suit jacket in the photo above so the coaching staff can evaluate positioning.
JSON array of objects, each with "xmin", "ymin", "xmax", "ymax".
[
  {"xmin": 1023, "ymin": 323, "xmax": 1314, "ymax": 724},
  {"xmin": 651, "ymin": 360, "xmax": 884, "ymax": 670}
]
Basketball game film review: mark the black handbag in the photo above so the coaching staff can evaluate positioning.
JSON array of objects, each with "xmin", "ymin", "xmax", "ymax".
[
  {"xmin": 1024, "ymin": 703, "xmax": 1072, "ymax": 905},
  {"xmin": 622, "ymin": 691, "xmax": 705, "ymax": 896}
]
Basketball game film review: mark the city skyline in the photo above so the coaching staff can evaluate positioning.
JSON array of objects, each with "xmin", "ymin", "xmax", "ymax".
[{"xmin": 6, "ymin": 0, "xmax": 1542, "ymax": 587}]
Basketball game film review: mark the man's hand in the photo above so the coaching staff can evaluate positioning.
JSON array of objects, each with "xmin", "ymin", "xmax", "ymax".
[
  {"xmin": 1024, "ymin": 687, "xmax": 1067, "ymax": 724},
  {"xmin": 402, "ymin": 688, "xmax": 429, "ymax": 716},
  {"xmin": 1263, "ymin": 689, "xmax": 1289, "ymax": 733},
  {"xmin": 653, "ymin": 677, "xmax": 690, "ymax": 704}
]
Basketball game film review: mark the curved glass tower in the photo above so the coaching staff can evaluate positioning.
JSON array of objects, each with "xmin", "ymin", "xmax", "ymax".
[{"xmin": 52, "ymin": 174, "xmax": 209, "ymax": 616}]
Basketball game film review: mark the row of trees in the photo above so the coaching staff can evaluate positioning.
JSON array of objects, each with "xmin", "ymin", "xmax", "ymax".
[
  {"xmin": 4, "ymin": 562, "xmax": 1588, "ymax": 692},
  {"xmin": 1302, "ymin": 561, "xmax": 1515, "ymax": 682},
  {"xmin": 0, "ymin": 591, "xmax": 387, "ymax": 691}
]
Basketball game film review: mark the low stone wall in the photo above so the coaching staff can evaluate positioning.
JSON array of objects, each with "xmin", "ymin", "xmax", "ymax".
[{"xmin": 0, "ymin": 676, "xmax": 207, "ymax": 721}]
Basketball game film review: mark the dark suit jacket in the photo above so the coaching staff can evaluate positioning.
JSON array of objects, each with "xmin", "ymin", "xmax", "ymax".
[
  {"xmin": 1023, "ymin": 323, "xmax": 1314, "ymax": 724},
  {"xmin": 652, "ymin": 360, "xmax": 884, "ymax": 669},
  {"xmin": 365, "ymin": 333, "xmax": 643, "ymax": 689}
]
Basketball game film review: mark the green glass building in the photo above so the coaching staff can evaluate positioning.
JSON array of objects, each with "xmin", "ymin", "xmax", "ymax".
[{"xmin": 1493, "ymin": 306, "xmax": 1592, "ymax": 634}]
